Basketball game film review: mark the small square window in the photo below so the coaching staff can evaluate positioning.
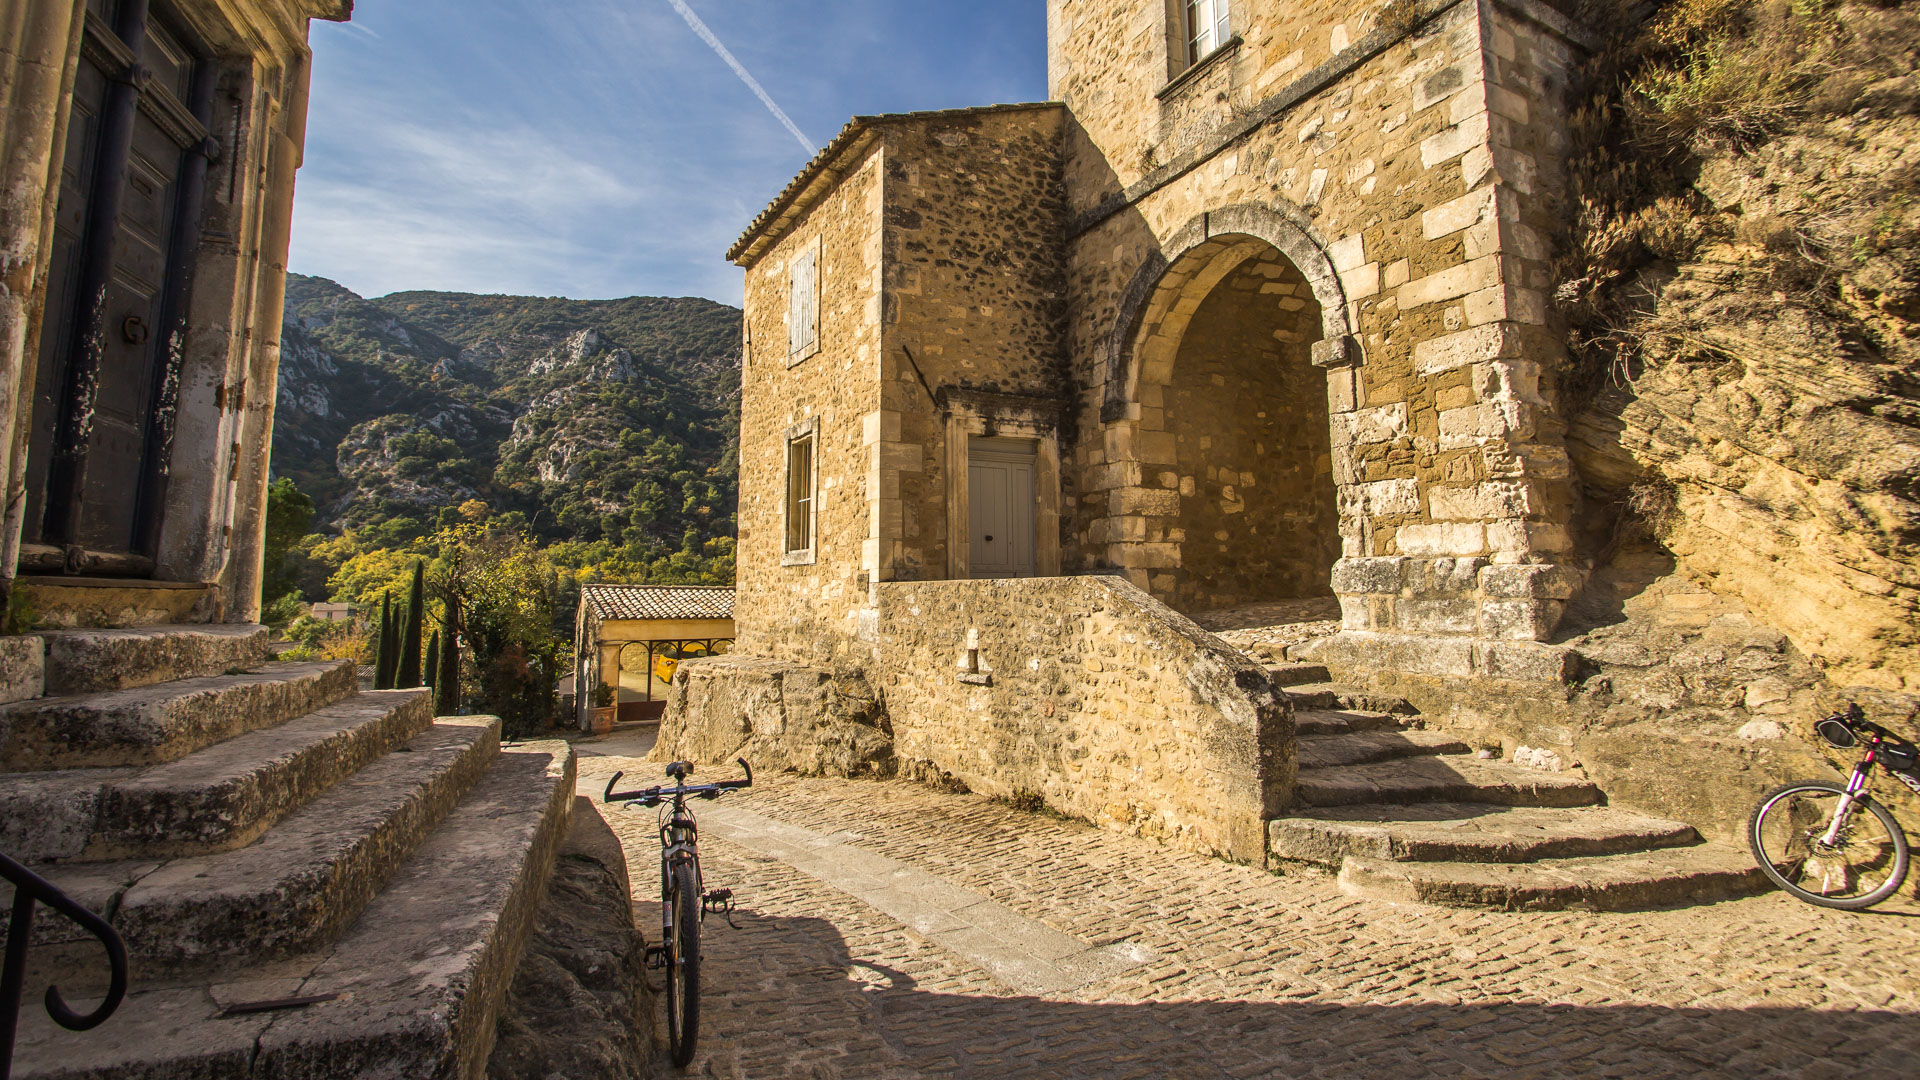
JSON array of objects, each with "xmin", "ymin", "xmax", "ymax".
[
  {"xmin": 787, "ymin": 245, "xmax": 819, "ymax": 363},
  {"xmin": 783, "ymin": 426, "xmax": 816, "ymax": 563}
]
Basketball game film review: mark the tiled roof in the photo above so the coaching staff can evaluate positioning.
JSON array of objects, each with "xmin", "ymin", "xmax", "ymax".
[
  {"xmin": 727, "ymin": 102, "xmax": 1062, "ymax": 266},
  {"xmin": 581, "ymin": 584, "xmax": 734, "ymax": 621}
]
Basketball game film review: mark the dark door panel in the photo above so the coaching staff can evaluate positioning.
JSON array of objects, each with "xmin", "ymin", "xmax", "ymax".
[{"xmin": 27, "ymin": 6, "xmax": 206, "ymax": 572}]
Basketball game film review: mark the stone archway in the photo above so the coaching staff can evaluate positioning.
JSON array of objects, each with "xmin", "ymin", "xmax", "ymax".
[
  {"xmin": 1103, "ymin": 204, "xmax": 1358, "ymax": 425},
  {"xmin": 1089, "ymin": 204, "xmax": 1353, "ymax": 613}
]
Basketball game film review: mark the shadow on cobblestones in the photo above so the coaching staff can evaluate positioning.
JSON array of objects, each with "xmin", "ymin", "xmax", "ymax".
[{"xmin": 683, "ymin": 905, "xmax": 1913, "ymax": 1080}]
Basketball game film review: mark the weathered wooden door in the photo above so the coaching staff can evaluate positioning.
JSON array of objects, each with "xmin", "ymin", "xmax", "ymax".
[
  {"xmin": 968, "ymin": 438, "xmax": 1036, "ymax": 578},
  {"xmin": 24, "ymin": 1, "xmax": 212, "ymax": 574}
]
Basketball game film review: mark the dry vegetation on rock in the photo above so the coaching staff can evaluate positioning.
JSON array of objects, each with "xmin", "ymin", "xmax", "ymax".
[{"xmin": 1555, "ymin": 0, "xmax": 1920, "ymax": 691}]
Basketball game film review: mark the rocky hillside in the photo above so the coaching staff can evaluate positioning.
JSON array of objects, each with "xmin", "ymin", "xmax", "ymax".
[
  {"xmin": 273, "ymin": 274, "xmax": 742, "ymax": 551},
  {"xmin": 1556, "ymin": 0, "xmax": 1920, "ymax": 693}
]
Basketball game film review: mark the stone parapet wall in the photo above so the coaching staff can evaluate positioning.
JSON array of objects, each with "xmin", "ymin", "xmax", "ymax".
[
  {"xmin": 872, "ymin": 573, "xmax": 1290, "ymax": 862},
  {"xmin": 657, "ymin": 575, "xmax": 1291, "ymax": 863}
]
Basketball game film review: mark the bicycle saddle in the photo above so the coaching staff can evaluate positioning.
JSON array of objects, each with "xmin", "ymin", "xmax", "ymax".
[{"xmin": 666, "ymin": 760, "xmax": 692, "ymax": 780}]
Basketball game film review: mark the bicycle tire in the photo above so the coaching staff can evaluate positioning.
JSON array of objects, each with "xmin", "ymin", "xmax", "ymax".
[
  {"xmin": 665, "ymin": 861, "xmax": 702, "ymax": 1067},
  {"xmin": 1749, "ymin": 780, "xmax": 1910, "ymax": 910}
]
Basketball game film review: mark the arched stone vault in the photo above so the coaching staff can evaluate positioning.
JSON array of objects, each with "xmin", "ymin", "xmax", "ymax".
[
  {"xmin": 1102, "ymin": 203, "xmax": 1359, "ymax": 425},
  {"xmin": 1087, "ymin": 202, "xmax": 1350, "ymax": 611}
]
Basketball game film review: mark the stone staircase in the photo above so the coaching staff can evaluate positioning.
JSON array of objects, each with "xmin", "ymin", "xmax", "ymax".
[
  {"xmin": 0, "ymin": 624, "xmax": 574, "ymax": 1078},
  {"xmin": 1263, "ymin": 663, "xmax": 1768, "ymax": 910}
]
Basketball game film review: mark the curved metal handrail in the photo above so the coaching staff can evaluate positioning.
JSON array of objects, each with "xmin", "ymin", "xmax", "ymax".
[{"xmin": 1, "ymin": 850, "xmax": 127, "ymax": 1080}]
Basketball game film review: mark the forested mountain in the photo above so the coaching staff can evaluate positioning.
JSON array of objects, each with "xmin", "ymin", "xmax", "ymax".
[{"xmin": 273, "ymin": 274, "xmax": 741, "ymax": 554}]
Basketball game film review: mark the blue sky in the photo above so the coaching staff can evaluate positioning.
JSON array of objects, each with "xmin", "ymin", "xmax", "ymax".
[{"xmin": 288, "ymin": 1, "xmax": 1049, "ymax": 307}]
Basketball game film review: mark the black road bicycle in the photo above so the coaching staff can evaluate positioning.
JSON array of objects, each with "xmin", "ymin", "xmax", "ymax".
[
  {"xmin": 604, "ymin": 759, "xmax": 752, "ymax": 1067},
  {"xmin": 1749, "ymin": 704, "xmax": 1920, "ymax": 910}
]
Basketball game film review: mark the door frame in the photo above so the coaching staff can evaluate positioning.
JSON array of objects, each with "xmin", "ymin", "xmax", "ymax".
[
  {"xmin": 939, "ymin": 388, "xmax": 1060, "ymax": 581},
  {"xmin": 31, "ymin": 0, "xmax": 216, "ymax": 575}
]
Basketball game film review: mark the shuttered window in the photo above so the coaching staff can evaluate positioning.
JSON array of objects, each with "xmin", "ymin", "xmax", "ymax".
[
  {"xmin": 788, "ymin": 246, "xmax": 818, "ymax": 361},
  {"xmin": 785, "ymin": 431, "xmax": 814, "ymax": 556}
]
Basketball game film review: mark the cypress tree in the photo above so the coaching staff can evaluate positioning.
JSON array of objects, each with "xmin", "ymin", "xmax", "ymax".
[
  {"xmin": 375, "ymin": 592, "xmax": 397, "ymax": 690},
  {"xmin": 432, "ymin": 593, "xmax": 460, "ymax": 717},
  {"xmin": 370, "ymin": 592, "xmax": 388, "ymax": 688},
  {"xmin": 397, "ymin": 561, "xmax": 425, "ymax": 688},
  {"xmin": 424, "ymin": 631, "xmax": 440, "ymax": 690}
]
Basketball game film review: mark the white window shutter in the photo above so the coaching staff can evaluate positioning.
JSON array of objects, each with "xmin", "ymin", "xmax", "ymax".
[{"xmin": 789, "ymin": 249, "xmax": 817, "ymax": 355}]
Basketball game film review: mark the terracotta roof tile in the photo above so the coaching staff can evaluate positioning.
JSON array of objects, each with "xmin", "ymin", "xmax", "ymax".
[{"xmin": 581, "ymin": 584, "xmax": 734, "ymax": 621}]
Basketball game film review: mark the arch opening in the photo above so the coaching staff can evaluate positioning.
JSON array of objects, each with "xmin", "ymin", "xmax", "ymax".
[{"xmin": 1112, "ymin": 235, "xmax": 1342, "ymax": 615}]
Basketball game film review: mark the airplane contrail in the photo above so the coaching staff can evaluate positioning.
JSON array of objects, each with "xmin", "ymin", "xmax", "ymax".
[{"xmin": 664, "ymin": 0, "xmax": 816, "ymax": 156}]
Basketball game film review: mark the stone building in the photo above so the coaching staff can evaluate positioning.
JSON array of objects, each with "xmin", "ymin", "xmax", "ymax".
[
  {"xmin": 661, "ymin": 0, "xmax": 1842, "ymax": 903},
  {"xmin": 727, "ymin": 0, "xmax": 1589, "ymax": 670},
  {"xmin": 0, "ymin": 4, "xmax": 603, "ymax": 1076}
]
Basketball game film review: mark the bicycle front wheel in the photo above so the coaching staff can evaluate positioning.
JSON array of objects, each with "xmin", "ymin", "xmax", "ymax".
[
  {"xmin": 664, "ymin": 861, "xmax": 702, "ymax": 1067},
  {"xmin": 1749, "ymin": 780, "xmax": 1910, "ymax": 909}
]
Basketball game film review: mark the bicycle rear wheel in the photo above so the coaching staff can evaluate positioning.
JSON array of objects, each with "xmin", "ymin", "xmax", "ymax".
[
  {"xmin": 1749, "ymin": 780, "xmax": 1910, "ymax": 910},
  {"xmin": 664, "ymin": 861, "xmax": 702, "ymax": 1067}
]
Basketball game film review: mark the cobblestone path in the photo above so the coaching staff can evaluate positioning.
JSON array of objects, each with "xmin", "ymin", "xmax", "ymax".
[{"xmin": 578, "ymin": 759, "xmax": 1920, "ymax": 1079}]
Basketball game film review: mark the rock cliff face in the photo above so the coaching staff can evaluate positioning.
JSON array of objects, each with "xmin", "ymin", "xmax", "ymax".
[
  {"xmin": 1558, "ymin": 0, "xmax": 1920, "ymax": 693},
  {"xmin": 273, "ymin": 275, "xmax": 742, "ymax": 548}
]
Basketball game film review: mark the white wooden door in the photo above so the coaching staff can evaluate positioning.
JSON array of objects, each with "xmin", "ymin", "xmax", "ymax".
[{"xmin": 969, "ymin": 439, "xmax": 1036, "ymax": 577}]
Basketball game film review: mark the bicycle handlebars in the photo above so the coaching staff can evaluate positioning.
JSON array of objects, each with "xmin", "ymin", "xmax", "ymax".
[{"xmin": 604, "ymin": 758, "xmax": 753, "ymax": 806}]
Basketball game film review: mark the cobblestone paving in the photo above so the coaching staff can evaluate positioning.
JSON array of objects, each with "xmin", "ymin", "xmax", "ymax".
[{"xmin": 580, "ymin": 761, "xmax": 1920, "ymax": 1079}]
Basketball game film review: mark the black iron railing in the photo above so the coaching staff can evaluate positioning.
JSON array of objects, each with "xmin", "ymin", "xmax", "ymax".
[{"xmin": 0, "ymin": 851, "xmax": 126, "ymax": 1080}]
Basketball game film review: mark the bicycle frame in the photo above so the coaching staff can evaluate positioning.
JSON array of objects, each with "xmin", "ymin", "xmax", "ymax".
[
  {"xmin": 1815, "ymin": 714, "xmax": 1919, "ymax": 846},
  {"xmin": 1820, "ymin": 757, "xmax": 1878, "ymax": 848},
  {"xmin": 658, "ymin": 796, "xmax": 702, "ymax": 912}
]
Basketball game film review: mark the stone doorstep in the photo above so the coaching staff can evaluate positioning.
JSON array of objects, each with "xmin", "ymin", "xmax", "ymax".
[
  {"xmin": 0, "ymin": 634, "xmax": 46, "ymax": 706},
  {"xmin": 1291, "ymin": 708, "xmax": 1407, "ymax": 736},
  {"xmin": 0, "ymin": 690, "xmax": 434, "ymax": 862},
  {"xmin": 9, "ymin": 717, "xmax": 501, "ymax": 971},
  {"xmin": 1284, "ymin": 682, "xmax": 1419, "ymax": 715},
  {"xmin": 1261, "ymin": 662, "xmax": 1331, "ymax": 687},
  {"xmin": 1293, "ymin": 756, "xmax": 1605, "ymax": 809},
  {"xmin": 1335, "ymin": 844, "xmax": 1771, "ymax": 912},
  {"xmin": 38, "ymin": 624, "xmax": 272, "ymax": 695},
  {"xmin": 1295, "ymin": 730, "xmax": 1471, "ymax": 770},
  {"xmin": 1270, "ymin": 803, "xmax": 1702, "ymax": 866},
  {"xmin": 0, "ymin": 659, "xmax": 357, "ymax": 771},
  {"xmin": 9, "ymin": 740, "xmax": 577, "ymax": 1080}
]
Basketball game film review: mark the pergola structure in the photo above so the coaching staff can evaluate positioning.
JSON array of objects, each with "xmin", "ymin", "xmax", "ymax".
[{"xmin": 574, "ymin": 584, "xmax": 735, "ymax": 730}]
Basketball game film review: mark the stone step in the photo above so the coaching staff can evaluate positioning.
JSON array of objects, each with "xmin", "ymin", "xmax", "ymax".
[
  {"xmin": 37, "ymin": 624, "xmax": 272, "ymax": 695},
  {"xmin": 0, "ymin": 690, "xmax": 434, "ymax": 862},
  {"xmin": 1294, "ymin": 756, "xmax": 1604, "ymax": 809},
  {"xmin": 1262, "ymin": 662, "xmax": 1330, "ymax": 687},
  {"xmin": 1284, "ymin": 682, "xmax": 1418, "ymax": 715},
  {"xmin": 1269, "ymin": 803, "xmax": 1702, "ymax": 866},
  {"xmin": 1292, "ymin": 708, "xmax": 1406, "ymax": 736},
  {"xmin": 0, "ymin": 659, "xmax": 356, "ymax": 771},
  {"xmin": 1295, "ymin": 730, "xmax": 1469, "ymax": 770},
  {"xmin": 1335, "ymin": 843, "xmax": 1770, "ymax": 911},
  {"xmin": 10, "ymin": 717, "xmax": 500, "ymax": 973},
  {"xmin": 10, "ymin": 739, "xmax": 576, "ymax": 1080}
]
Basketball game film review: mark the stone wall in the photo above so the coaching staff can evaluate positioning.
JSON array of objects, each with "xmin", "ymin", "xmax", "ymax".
[
  {"xmin": 655, "ymin": 574, "xmax": 1291, "ymax": 864},
  {"xmin": 734, "ymin": 146, "xmax": 885, "ymax": 665},
  {"xmin": 875, "ymin": 105, "xmax": 1069, "ymax": 584}
]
